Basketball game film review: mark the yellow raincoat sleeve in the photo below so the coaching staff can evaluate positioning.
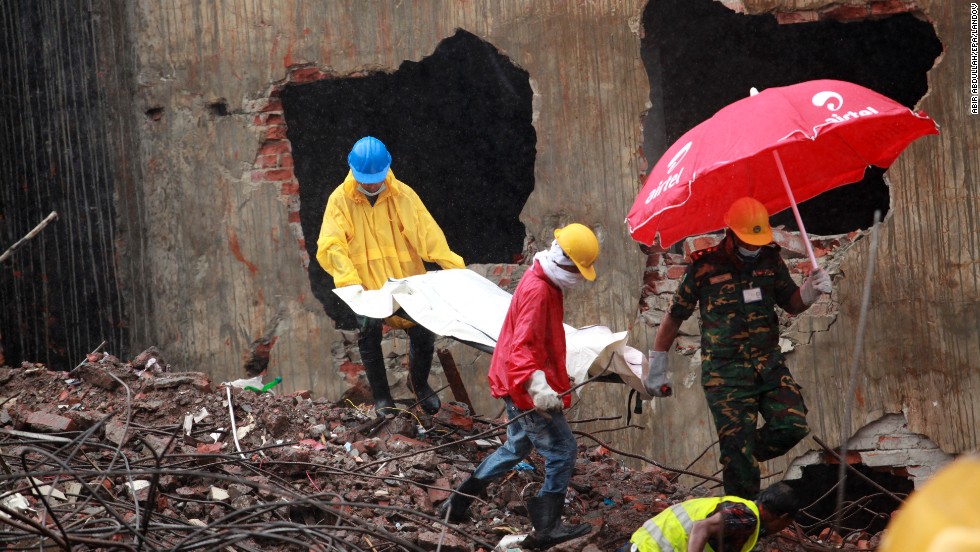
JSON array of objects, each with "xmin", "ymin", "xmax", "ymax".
[
  {"xmin": 315, "ymin": 192, "xmax": 361, "ymax": 288},
  {"xmin": 406, "ymin": 191, "xmax": 465, "ymax": 270}
]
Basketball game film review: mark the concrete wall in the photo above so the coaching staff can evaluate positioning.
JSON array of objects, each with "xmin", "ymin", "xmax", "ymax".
[{"xmin": 71, "ymin": 0, "xmax": 980, "ymax": 482}]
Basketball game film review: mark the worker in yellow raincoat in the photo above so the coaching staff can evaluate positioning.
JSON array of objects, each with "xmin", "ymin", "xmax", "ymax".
[{"xmin": 316, "ymin": 136, "xmax": 464, "ymax": 416}]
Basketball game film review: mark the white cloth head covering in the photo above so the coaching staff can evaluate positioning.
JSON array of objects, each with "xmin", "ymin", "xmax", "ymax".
[{"xmin": 535, "ymin": 240, "xmax": 585, "ymax": 291}]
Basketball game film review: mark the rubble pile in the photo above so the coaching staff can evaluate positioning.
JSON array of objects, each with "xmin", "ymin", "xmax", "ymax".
[{"xmin": 0, "ymin": 351, "xmax": 876, "ymax": 550}]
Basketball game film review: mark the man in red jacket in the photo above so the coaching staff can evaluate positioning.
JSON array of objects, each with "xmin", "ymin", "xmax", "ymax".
[{"xmin": 439, "ymin": 223, "xmax": 599, "ymax": 550}]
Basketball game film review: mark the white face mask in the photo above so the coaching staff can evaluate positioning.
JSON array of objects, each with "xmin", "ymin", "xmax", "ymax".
[
  {"xmin": 357, "ymin": 183, "xmax": 386, "ymax": 197},
  {"xmin": 738, "ymin": 245, "xmax": 762, "ymax": 258},
  {"xmin": 535, "ymin": 240, "xmax": 585, "ymax": 291}
]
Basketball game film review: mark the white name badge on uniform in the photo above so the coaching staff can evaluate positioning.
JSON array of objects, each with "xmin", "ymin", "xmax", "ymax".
[{"xmin": 743, "ymin": 287, "xmax": 763, "ymax": 303}]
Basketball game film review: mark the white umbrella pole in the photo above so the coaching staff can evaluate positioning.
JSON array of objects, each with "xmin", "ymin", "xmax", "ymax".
[{"xmin": 773, "ymin": 150, "xmax": 819, "ymax": 270}]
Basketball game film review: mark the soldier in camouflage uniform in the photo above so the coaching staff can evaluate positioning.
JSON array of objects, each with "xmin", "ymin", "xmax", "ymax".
[{"xmin": 644, "ymin": 197, "xmax": 832, "ymax": 498}]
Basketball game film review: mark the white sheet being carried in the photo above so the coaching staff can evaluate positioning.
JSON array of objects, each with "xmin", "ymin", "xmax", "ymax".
[{"xmin": 333, "ymin": 268, "xmax": 652, "ymax": 399}]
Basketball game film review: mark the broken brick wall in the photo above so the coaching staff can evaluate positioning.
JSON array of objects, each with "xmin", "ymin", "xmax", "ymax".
[{"xmin": 130, "ymin": 1, "xmax": 651, "ymax": 414}]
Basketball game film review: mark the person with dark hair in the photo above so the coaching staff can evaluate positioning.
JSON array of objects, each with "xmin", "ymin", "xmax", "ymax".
[
  {"xmin": 619, "ymin": 481, "xmax": 801, "ymax": 552},
  {"xmin": 316, "ymin": 136, "xmax": 465, "ymax": 416}
]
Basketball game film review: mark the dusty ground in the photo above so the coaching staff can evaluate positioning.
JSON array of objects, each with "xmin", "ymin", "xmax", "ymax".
[{"xmin": 0, "ymin": 351, "xmax": 878, "ymax": 551}]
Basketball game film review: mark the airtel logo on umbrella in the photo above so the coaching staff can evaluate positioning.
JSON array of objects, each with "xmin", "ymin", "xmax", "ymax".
[
  {"xmin": 645, "ymin": 141, "xmax": 692, "ymax": 204},
  {"xmin": 812, "ymin": 90, "xmax": 880, "ymax": 124}
]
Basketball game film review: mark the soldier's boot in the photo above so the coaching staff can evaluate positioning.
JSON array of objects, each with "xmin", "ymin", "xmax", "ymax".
[
  {"xmin": 437, "ymin": 476, "xmax": 487, "ymax": 523},
  {"xmin": 522, "ymin": 493, "xmax": 591, "ymax": 550}
]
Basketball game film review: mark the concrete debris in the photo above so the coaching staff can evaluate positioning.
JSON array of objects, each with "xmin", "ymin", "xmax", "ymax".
[{"xmin": 0, "ymin": 352, "xmax": 876, "ymax": 550}]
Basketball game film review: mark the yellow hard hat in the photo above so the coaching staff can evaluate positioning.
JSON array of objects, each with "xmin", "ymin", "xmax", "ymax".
[
  {"xmin": 724, "ymin": 197, "xmax": 773, "ymax": 246},
  {"xmin": 554, "ymin": 223, "xmax": 599, "ymax": 281},
  {"xmin": 879, "ymin": 454, "xmax": 980, "ymax": 552}
]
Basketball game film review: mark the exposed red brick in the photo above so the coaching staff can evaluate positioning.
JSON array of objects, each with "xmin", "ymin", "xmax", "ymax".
[
  {"xmin": 666, "ymin": 265, "xmax": 687, "ymax": 279},
  {"xmin": 683, "ymin": 235, "xmax": 720, "ymax": 259},
  {"xmin": 265, "ymin": 126, "xmax": 288, "ymax": 141},
  {"xmin": 261, "ymin": 98, "xmax": 283, "ymax": 112},
  {"xmin": 639, "ymin": 243, "xmax": 668, "ymax": 255},
  {"xmin": 823, "ymin": 5, "xmax": 869, "ymax": 21},
  {"xmin": 287, "ymin": 210, "xmax": 301, "ymax": 224},
  {"xmin": 871, "ymin": 0, "xmax": 913, "ymax": 16},
  {"xmin": 27, "ymin": 411, "xmax": 77, "ymax": 432},
  {"xmin": 258, "ymin": 168, "xmax": 294, "ymax": 182},
  {"xmin": 255, "ymin": 154, "xmax": 280, "ymax": 169},
  {"xmin": 266, "ymin": 113, "xmax": 285, "ymax": 125},
  {"xmin": 252, "ymin": 113, "xmax": 267, "ymax": 125},
  {"xmin": 197, "ymin": 443, "xmax": 223, "ymax": 454},
  {"xmin": 643, "ymin": 270, "xmax": 664, "ymax": 283},
  {"xmin": 289, "ymin": 66, "xmax": 323, "ymax": 83},
  {"xmin": 645, "ymin": 253, "xmax": 664, "ymax": 268},
  {"xmin": 427, "ymin": 477, "xmax": 451, "ymax": 504},
  {"xmin": 258, "ymin": 141, "xmax": 290, "ymax": 156},
  {"xmin": 775, "ymin": 11, "xmax": 819, "ymax": 25},
  {"xmin": 279, "ymin": 154, "xmax": 294, "ymax": 168},
  {"xmin": 76, "ymin": 364, "xmax": 120, "ymax": 391},
  {"xmin": 280, "ymin": 181, "xmax": 300, "ymax": 195},
  {"xmin": 434, "ymin": 404, "xmax": 474, "ymax": 431}
]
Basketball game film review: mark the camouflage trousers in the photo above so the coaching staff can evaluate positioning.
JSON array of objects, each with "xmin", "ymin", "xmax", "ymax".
[{"xmin": 703, "ymin": 362, "xmax": 809, "ymax": 499}]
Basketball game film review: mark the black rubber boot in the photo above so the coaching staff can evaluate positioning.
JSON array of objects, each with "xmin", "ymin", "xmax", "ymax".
[
  {"xmin": 522, "ymin": 493, "xmax": 592, "ymax": 550},
  {"xmin": 358, "ymin": 317, "xmax": 396, "ymax": 417},
  {"xmin": 437, "ymin": 476, "xmax": 487, "ymax": 523},
  {"xmin": 362, "ymin": 359, "xmax": 395, "ymax": 416},
  {"xmin": 406, "ymin": 324, "xmax": 441, "ymax": 415}
]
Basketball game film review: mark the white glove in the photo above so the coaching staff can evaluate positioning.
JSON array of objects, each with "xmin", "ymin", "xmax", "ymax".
[
  {"xmin": 644, "ymin": 351, "xmax": 672, "ymax": 397},
  {"xmin": 800, "ymin": 268, "xmax": 832, "ymax": 306},
  {"xmin": 525, "ymin": 370, "xmax": 562, "ymax": 417}
]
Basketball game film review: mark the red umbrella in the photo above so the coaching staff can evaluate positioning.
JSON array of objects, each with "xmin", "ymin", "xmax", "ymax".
[{"xmin": 626, "ymin": 79, "xmax": 938, "ymax": 267}]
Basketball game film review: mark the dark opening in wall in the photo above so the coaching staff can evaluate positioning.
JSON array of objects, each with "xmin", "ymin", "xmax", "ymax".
[
  {"xmin": 788, "ymin": 463, "xmax": 913, "ymax": 537},
  {"xmin": 280, "ymin": 29, "xmax": 535, "ymax": 328},
  {"xmin": 641, "ymin": 0, "xmax": 941, "ymax": 236},
  {"xmin": 208, "ymin": 100, "xmax": 229, "ymax": 117}
]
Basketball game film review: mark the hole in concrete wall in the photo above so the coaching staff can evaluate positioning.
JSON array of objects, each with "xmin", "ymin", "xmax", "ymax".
[
  {"xmin": 208, "ymin": 100, "xmax": 229, "ymax": 117},
  {"xmin": 641, "ymin": 0, "xmax": 941, "ymax": 236},
  {"xmin": 145, "ymin": 106, "xmax": 163, "ymax": 121},
  {"xmin": 787, "ymin": 463, "xmax": 912, "ymax": 537},
  {"xmin": 281, "ymin": 29, "xmax": 535, "ymax": 327}
]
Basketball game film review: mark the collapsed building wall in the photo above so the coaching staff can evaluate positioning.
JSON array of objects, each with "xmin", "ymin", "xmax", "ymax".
[{"xmin": 0, "ymin": 0, "xmax": 976, "ymax": 489}]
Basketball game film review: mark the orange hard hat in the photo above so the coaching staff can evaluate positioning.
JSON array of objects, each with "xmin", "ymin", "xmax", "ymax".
[{"xmin": 724, "ymin": 197, "xmax": 773, "ymax": 246}]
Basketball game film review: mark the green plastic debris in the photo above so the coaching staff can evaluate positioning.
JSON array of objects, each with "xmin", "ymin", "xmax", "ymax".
[{"xmin": 244, "ymin": 376, "xmax": 282, "ymax": 394}]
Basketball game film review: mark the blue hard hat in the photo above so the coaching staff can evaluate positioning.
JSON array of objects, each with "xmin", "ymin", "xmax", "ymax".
[{"xmin": 347, "ymin": 136, "xmax": 392, "ymax": 184}]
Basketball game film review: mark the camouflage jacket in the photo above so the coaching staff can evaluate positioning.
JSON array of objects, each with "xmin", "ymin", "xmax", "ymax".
[{"xmin": 668, "ymin": 231, "xmax": 799, "ymax": 375}]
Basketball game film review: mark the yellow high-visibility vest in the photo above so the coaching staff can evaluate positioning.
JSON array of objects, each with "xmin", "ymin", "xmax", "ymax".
[{"xmin": 630, "ymin": 496, "xmax": 760, "ymax": 552}]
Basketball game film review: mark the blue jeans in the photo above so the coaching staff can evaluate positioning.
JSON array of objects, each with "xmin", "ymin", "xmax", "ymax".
[{"xmin": 471, "ymin": 397, "xmax": 577, "ymax": 496}]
